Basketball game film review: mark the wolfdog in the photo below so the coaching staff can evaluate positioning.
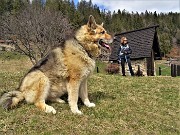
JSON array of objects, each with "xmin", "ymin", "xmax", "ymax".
[{"xmin": 0, "ymin": 15, "xmax": 113, "ymax": 114}]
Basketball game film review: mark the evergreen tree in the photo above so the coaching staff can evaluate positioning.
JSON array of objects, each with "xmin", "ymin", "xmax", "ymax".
[
  {"xmin": 0, "ymin": 0, "xmax": 180, "ymax": 54},
  {"xmin": 0, "ymin": 0, "xmax": 6, "ymax": 15},
  {"xmin": 175, "ymin": 30, "xmax": 180, "ymax": 45}
]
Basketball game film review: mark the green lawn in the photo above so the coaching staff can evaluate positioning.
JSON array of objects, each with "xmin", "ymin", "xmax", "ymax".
[
  {"xmin": 0, "ymin": 71, "xmax": 179, "ymax": 134},
  {"xmin": 156, "ymin": 60, "xmax": 171, "ymax": 76},
  {"xmin": 0, "ymin": 53, "xmax": 179, "ymax": 134},
  {"xmin": 0, "ymin": 51, "xmax": 26, "ymax": 60}
]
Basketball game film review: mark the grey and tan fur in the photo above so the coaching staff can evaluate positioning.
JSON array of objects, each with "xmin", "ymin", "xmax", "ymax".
[{"xmin": 0, "ymin": 15, "xmax": 113, "ymax": 114}]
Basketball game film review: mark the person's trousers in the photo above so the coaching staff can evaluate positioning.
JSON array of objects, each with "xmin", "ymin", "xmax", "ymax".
[{"xmin": 121, "ymin": 58, "xmax": 134, "ymax": 76}]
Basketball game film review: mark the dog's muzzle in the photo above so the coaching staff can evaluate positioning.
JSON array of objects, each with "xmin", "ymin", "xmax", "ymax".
[{"xmin": 98, "ymin": 39, "xmax": 112, "ymax": 51}]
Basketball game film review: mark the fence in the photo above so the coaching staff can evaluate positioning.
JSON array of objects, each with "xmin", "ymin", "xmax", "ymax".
[
  {"xmin": 158, "ymin": 64, "xmax": 180, "ymax": 77},
  {"xmin": 171, "ymin": 64, "xmax": 180, "ymax": 77}
]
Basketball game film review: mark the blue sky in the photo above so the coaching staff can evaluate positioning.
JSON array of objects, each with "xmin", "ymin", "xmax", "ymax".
[
  {"xmin": 29, "ymin": 0, "xmax": 179, "ymax": 13},
  {"xmin": 75, "ymin": 0, "xmax": 180, "ymax": 13},
  {"xmin": 74, "ymin": 0, "xmax": 78, "ymax": 4}
]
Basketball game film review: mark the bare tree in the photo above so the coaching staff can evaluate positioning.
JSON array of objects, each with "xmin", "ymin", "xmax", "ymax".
[{"xmin": 0, "ymin": 5, "xmax": 74, "ymax": 65}]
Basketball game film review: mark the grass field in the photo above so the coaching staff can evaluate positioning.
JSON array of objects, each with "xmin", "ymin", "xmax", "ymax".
[
  {"xmin": 155, "ymin": 60, "xmax": 171, "ymax": 76},
  {"xmin": 0, "ymin": 52, "xmax": 179, "ymax": 134}
]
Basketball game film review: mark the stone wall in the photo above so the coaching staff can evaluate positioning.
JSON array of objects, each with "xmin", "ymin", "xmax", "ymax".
[{"xmin": 119, "ymin": 59, "xmax": 148, "ymax": 76}]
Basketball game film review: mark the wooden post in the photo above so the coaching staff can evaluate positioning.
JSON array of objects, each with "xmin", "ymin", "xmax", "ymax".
[
  {"xmin": 137, "ymin": 65, "xmax": 140, "ymax": 76},
  {"xmin": 174, "ymin": 64, "xmax": 177, "ymax": 77},
  {"xmin": 177, "ymin": 65, "xmax": 180, "ymax": 76},
  {"xmin": 171, "ymin": 64, "xmax": 177, "ymax": 77},
  {"xmin": 171, "ymin": 64, "xmax": 174, "ymax": 77},
  {"xmin": 97, "ymin": 67, "xmax": 99, "ymax": 73},
  {"xmin": 2, "ymin": 47, "xmax": 5, "ymax": 51},
  {"xmin": 159, "ymin": 67, "xmax": 161, "ymax": 76}
]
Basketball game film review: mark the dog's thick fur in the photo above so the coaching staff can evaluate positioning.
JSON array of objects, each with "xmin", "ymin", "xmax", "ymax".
[{"xmin": 0, "ymin": 15, "xmax": 112, "ymax": 114}]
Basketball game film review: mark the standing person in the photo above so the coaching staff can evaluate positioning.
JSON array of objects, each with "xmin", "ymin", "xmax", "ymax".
[{"xmin": 118, "ymin": 37, "xmax": 134, "ymax": 76}]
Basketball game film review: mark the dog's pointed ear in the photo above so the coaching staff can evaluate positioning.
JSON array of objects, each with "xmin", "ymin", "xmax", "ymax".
[
  {"xmin": 87, "ymin": 15, "xmax": 97, "ymax": 29},
  {"xmin": 101, "ymin": 22, "xmax": 104, "ymax": 27}
]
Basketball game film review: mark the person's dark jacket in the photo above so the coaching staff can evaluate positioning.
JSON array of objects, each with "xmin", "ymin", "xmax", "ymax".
[{"xmin": 118, "ymin": 43, "xmax": 132, "ymax": 59}]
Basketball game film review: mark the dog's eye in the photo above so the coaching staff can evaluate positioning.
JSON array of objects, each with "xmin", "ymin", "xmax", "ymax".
[{"xmin": 100, "ymin": 31, "xmax": 105, "ymax": 34}]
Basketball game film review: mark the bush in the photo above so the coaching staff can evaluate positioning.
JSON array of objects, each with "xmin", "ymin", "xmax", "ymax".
[{"xmin": 0, "ymin": 4, "xmax": 74, "ymax": 65}]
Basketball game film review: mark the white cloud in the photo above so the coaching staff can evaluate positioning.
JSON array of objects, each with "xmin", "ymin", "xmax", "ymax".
[{"xmin": 80, "ymin": 0, "xmax": 180, "ymax": 13}]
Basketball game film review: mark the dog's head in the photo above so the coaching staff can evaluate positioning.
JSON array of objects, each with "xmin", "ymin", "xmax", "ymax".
[{"xmin": 76, "ymin": 15, "xmax": 113, "ymax": 57}]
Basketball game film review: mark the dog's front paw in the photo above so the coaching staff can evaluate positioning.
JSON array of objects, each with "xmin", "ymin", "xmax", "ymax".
[
  {"xmin": 71, "ymin": 109, "xmax": 83, "ymax": 115},
  {"xmin": 85, "ymin": 102, "xmax": 96, "ymax": 108},
  {"xmin": 45, "ymin": 105, "xmax": 56, "ymax": 114},
  {"xmin": 56, "ymin": 99, "xmax": 66, "ymax": 104}
]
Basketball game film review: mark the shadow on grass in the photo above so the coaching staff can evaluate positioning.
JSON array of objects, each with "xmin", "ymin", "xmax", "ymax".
[
  {"xmin": 90, "ymin": 91, "xmax": 116, "ymax": 102},
  {"xmin": 47, "ymin": 91, "xmax": 116, "ymax": 109},
  {"xmin": 0, "ymin": 90, "xmax": 115, "ymax": 111}
]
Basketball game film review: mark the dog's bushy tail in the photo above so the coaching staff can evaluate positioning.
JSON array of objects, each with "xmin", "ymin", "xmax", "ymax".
[{"xmin": 0, "ymin": 91, "xmax": 24, "ymax": 110}]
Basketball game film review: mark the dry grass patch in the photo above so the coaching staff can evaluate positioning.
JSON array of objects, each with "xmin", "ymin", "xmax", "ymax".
[{"xmin": 0, "ymin": 52, "xmax": 32, "ymax": 73}]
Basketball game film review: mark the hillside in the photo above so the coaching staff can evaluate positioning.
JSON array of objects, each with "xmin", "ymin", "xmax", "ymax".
[
  {"xmin": 167, "ymin": 45, "xmax": 180, "ymax": 58},
  {"xmin": 0, "ymin": 56, "xmax": 179, "ymax": 134},
  {"xmin": 0, "ymin": 1, "xmax": 180, "ymax": 56}
]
